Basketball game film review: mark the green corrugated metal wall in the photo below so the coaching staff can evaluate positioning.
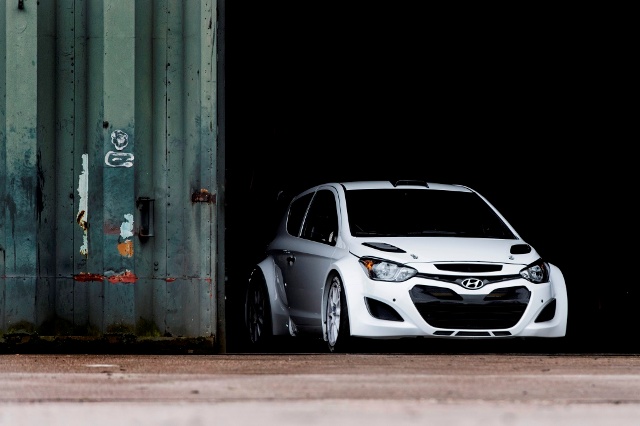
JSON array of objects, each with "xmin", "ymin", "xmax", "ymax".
[{"xmin": 0, "ymin": 0, "xmax": 224, "ymax": 351}]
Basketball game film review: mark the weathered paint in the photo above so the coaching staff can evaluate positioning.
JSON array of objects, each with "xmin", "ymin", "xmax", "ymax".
[
  {"xmin": 1, "ymin": 1, "xmax": 223, "ymax": 351},
  {"xmin": 120, "ymin": 213, "xmax": 134, "ymax": 239},
  {"xmin": 191, "ymin": 188, "xmax": 216, "ymax": 203},
  {"xmin": 106, "ymin": 270, "xmax": 137, "ymax": 284},
  {"xmin": 73, "ymin": 273, "xmax": 105, "ymax": 283},
  {"xmin": 77, "ymin": 154, "xmax": 89, "ymax": 257},
  {"xmin": 117, "ymin": 240, "xmax": 134, "ymax": 257}
]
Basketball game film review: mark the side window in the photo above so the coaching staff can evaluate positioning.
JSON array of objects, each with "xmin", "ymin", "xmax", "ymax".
[
  {"xmin": 287, "ymin": 193, "xmax": 314, "ymax": 237},
  {"xmin": 301, "ymin": 190, "xmax": 339, "ymax": 245}
]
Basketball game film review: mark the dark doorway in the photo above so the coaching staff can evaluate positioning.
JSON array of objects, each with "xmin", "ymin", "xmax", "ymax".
[{"xmin": 224, "ymin": 4, "xmax": 631, "ymax": 353}]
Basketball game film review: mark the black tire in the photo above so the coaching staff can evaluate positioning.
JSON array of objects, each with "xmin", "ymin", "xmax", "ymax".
[
  {"xmin": 245, "ymin": 270, "xmax": 272, "ymax": 350},
  {"xmin": 325, "ymin": 274, "xmax": 352, "ymax": 353}
]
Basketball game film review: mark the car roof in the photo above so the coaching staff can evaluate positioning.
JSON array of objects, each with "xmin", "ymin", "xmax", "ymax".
[{"xmin": 338, "ymin": 180, "xmax": 472, "ymax": 193}]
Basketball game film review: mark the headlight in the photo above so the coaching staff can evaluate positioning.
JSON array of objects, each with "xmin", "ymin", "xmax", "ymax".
[
  {"xmin": 520, "ymin": 259, "xmax": 550, "ymax": 284},
  {"xmin": 359, "ymin": 257, "xmax": 417, "ymax": 282}
]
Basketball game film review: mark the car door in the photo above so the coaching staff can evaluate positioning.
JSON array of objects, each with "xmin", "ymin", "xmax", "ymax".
[{"xmin": 282, "ymin": 188, "xmax": 339, "ymax": 331}]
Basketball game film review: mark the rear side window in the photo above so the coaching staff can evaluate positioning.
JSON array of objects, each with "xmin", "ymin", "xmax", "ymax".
[
  {"xmin": 286, "ymin": 192, "xmax": 313, "ymax": 237},
  {"xmin": 301, "ymin": 190, "xmax": 339, "ymax": 245}
]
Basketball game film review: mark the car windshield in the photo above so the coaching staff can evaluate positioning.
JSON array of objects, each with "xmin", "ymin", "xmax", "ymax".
[{"xmin": 345, "ymin": 188, "xmax": 517, "ymax": 239}]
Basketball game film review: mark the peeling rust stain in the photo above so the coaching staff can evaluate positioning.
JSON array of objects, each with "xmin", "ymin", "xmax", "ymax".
[
  {"xmin": 191, "ymin": 188, "xmax": 216, "ymax": 204},
  {"xmin": 117, "ymin": 240, "xmax": 134, "ymax": 257},
  {"xmin": 74, "ymin": 273, "xmax": 105, "ymax": 282},
  {"xmin": 107, "ymin": 270, "xmax": 138, "ymax": 284},
  {"xmin": 76, "ymin": 210, "xmax": 88, "ymax": 230},
  {"xmin": 166, "ymin": 277, "xmax": 176, "ymax": 282}
]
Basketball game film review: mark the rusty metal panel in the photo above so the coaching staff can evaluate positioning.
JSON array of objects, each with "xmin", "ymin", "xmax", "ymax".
[
  {"xmin": 84, "ymin": 0, "xmax": 107, "ymax": 334},
  {"xmin": 1, "ymin": 0, "xmax": 221, "ymax": 348},
  {"xmin": 150, "ymin": 0, "xmax": 217, "ymax": 338},
  {"xmin": 3, "ymin": 0, "xmax": 44, "ymax": 334},
  {"xmin": 101, "ymin": 0, "xmax": 137, "ymax": 331},
  {"xmin": 165, "ymin": 0, "xmax": 187, "ymax": 281},
  {"xmin": 53, "ymin": 0, "xmax": 76, "ymax": 326},
  {"xmin": 151, "ymin": 0, "xmax": 169, "ymax": 289},
  {"xmin": 0, "ymin": 1, "xmax": 6, "ymax": 333},
  {"xmin": 36, "ymin": 1, "xmax": 58, "ymax": 332},
  {"xmin": 5, "ymin": 0, "xmax": 39, "ymax": 280},
  {"xmin": 4, "ymin": 279, "xmax": 36, "ymax": 332},
  {"xmin": 132, "ymin": 0, "xmax": 155, "ymax": 329},
  {"xmin": 55, "ymin": 0, "xmax": 90, "ymax": 327},
  {"xmin": 187, "ymin": 0, "xmax": 217, "ymax": 336}
]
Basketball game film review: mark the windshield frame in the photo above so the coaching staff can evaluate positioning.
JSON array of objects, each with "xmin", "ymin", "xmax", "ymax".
[{"xmin": 344, "ymin": 188, "xmax": 517, "ymax": 240}]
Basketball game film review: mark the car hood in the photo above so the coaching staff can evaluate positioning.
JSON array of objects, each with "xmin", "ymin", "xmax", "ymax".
[{"xmin": 349, "ymin": 237, "xmax": 540, "ymax": 266}]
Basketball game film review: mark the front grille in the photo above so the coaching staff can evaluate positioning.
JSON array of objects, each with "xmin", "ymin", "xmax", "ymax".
[
  {"xmin": 409, "ymin": 285, "xmax": 530, "ymax": 329},
  {"xmin": 434, "ymin": 263, "xmax": 503, "ymax": 273},
  {"xmin": 414, "ymin": 272, "xmax": 521, "ymax": 287}
]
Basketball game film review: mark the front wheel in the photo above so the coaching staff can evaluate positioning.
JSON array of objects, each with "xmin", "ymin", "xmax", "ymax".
[{"xmin": 325, "ymin": 275, "xmax": 352, "ymax": 353}]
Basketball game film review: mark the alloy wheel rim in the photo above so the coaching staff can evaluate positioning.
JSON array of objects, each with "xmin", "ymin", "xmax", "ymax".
[{"xmin": 326, "ymin": 280, "xmax": 341, "ymax": 346}]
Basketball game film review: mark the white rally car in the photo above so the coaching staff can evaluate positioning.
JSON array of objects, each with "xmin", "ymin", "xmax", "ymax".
[{"xmin": 245, "ymin": 180, "xmax": 568, "ymax": 352}]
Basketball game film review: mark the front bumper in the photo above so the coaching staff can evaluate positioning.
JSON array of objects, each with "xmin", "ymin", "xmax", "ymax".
[{"xmin": 345, "ymin": 265, "xmax": 568, "ymax": 339}]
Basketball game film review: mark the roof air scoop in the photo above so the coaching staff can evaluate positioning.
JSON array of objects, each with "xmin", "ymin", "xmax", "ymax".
[{"xmin": 392, "ymin": 180, "xmax": 429, "ymax": 188}]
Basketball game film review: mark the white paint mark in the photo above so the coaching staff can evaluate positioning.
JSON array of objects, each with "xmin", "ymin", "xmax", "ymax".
[
  {"xmin": 121, "ymin": 213, "xmax": 134, "ymax": 239},
  {"xmin": 105, "ymin": 151, "xmax": 135, "ymax": 167},
  {"xmin": 111, "ymin": 130, "xmax": 129, "ymax": 150},
  {"xmin": 77, "ymin": 154, "xmax": 89, "ymax": 257},
  {"xmin": 105, "ymin": 130, "xmax": 134, "ymax": 167}
]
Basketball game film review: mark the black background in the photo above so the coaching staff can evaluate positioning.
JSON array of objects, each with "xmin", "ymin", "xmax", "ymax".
[{"xmin": 224, "ymin": 4, "xmax": 633, "ymax": 352}]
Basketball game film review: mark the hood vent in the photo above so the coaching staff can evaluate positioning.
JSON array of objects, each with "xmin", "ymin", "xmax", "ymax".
[
  {"xmin": 362, "ymin": 242, "xmax": 406, "ymax": 253},
  {"xmin": 510, "ymin": 244, "xmax": 532, "ymax": 254}
]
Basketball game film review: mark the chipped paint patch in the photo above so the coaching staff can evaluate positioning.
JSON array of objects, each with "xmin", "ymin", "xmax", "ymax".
[
  {"xmin": 73, "ymin": 273, "xmax": 105, "ymax": 282},
  {"xmin": 120, "ymin": 213, "xmax": 134, "ymax": 239},
  {"xmin": 107, "ymin": 270, "xmax": 138, "ymax": 284},
  {"xmin": 117, "ymin": 240, "xmax": 134, "ymax": 257},
  {"xmin": 77, "ymin": 154, "xmax": 89, "ymax": 257},
  {"xmin": 191, "ymin": 188, "xmax": 216, "ymax": 203},
  {"xmin": 117, "ymin": 213, "xmax": 134, "ymax": 257}
]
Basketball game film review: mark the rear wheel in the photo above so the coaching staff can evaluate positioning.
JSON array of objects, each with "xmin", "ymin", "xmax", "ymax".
[
  {"xmin": 245, "ymin": 271, "xmax": 272, "ymax": 349},
  {"xmin": 325, "ymin": 275, "xmax": 351, "ymax": 353}
]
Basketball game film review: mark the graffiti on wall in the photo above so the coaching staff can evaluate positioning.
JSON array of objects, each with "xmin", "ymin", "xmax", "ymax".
[{"xmin": 105, "ymin": 130, "xmax": 134, "ymax": 167}]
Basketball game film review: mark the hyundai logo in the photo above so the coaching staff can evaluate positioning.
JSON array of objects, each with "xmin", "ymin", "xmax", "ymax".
[{"xmin": 461, "ymin": 278, "xmax": 484, "ymax": 290}]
